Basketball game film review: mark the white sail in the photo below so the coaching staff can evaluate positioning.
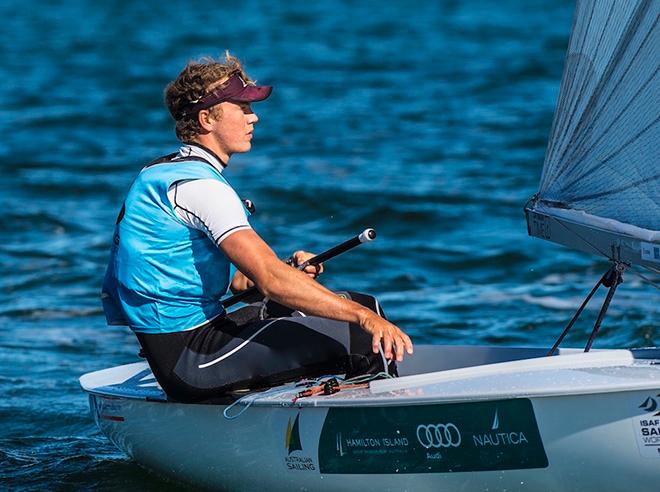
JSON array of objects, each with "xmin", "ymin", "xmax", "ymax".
[{"xmin": 526, "ymin": 0, "xmax": 659, "ymax": 269}]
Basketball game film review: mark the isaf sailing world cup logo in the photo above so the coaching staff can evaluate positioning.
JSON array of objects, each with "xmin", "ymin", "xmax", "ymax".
[
  {"xmin": 416, "ymin": 423, "xmax": 462, "ymax": 449},
  {"xmin": 639, "ymin": 394, "xmax": 660, "ymax": 416}
]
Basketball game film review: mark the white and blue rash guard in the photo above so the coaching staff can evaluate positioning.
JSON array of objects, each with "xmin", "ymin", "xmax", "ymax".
[{"xmin": 102, "ymin": 144, "xmax": 252, "ymax": 334}]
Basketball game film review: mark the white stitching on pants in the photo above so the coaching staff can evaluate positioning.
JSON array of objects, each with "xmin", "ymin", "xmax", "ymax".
[{"xmin": 197, "ymin": 318, "xmax": 283, "ymax": 369}]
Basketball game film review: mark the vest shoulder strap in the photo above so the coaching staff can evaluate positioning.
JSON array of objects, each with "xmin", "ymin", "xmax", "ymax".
[
  {"xmin": 144, "ymin": 153, "xmax": 213, "ymax": 169},
  {"xmin": 140, "ymin": 152, "xmax": 256, "ymax": 213}
]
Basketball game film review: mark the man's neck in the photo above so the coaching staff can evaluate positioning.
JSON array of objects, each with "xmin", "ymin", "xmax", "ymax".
[
  {"xmin": 192, "ymin": 136, "xmax": 229, "ymax": 164},
  {"xmin": 179, "ymin": 142, "xmax": 227, "ymax": 171}
]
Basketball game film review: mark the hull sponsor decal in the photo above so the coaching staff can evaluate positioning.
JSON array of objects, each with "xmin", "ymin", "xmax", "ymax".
[
  {"xmin": 633, "ymin": 393, "xmax": 660, "ymax": 458},
  {"xmin": 90, "ymin": 395, "xmax": 125, "ymax": 424},
  {"xmin": 641, "ymin": 243, "xmax": 660, "ymax": 264},
  {"xmin": 283, "ymin": 413, "xmax": 317, "ymax": 471},
  {"xmin": 318, "ymin": 399, "xmax": 547, "ymax": 474}
]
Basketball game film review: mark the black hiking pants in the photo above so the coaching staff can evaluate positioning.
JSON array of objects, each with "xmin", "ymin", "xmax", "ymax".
[{"xmin": 136, "ymin": 291, "xmax": 395, "ymax": 403}]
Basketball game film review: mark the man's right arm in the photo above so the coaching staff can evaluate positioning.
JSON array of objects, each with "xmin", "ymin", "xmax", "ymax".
[{"xmin": 219, "ymin": 229, "xmax": 413, "ymax": 361}]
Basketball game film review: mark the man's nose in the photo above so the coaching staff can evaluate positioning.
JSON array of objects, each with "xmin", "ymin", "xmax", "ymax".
[{"xmin": 247, "ymin": 112, "xmax": 259, "ymax": 124}]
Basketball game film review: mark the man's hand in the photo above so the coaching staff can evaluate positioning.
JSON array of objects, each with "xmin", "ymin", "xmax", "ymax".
[
  {"xmin": 290, "ymin": 250, "xmax": 324, "ymax": 279},
  {"xmin": 230, "ymin": 270, "xmax": 254, "ymax": 293},
  {"xmin": 358, "ymin": 309, "xmax": 414, "ymax": 362},
  {"xmin": 220, "ymin": 230, "xmax": 414, "ymax": 362}
]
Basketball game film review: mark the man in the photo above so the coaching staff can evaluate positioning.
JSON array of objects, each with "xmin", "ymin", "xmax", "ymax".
[{"xmin": 102, "ymin": 53, "xmax": 413, "ymax": 402}]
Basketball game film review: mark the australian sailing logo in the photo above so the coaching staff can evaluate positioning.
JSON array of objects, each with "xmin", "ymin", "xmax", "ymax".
[
  {"xmin": 285, "ymin": 414, "xmax": 303, "ymax": 454},
  {"xmin": 284, "ymin": 414, "xmax": 316, "ymax": 471},
  {"xmin": 472, "ymin": 407, "xmax": 529, "ymax": 447}
]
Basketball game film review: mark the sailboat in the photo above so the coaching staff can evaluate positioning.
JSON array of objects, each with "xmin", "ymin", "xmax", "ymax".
[{"xmin": 80, "ymin": 1, "xmax": 659, "ymax": 490}]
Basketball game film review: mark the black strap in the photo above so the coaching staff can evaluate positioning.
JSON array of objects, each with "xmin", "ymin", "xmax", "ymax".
[{"xmin": 144, "ymin": 152, "xmax": 212, "ymax": 169}]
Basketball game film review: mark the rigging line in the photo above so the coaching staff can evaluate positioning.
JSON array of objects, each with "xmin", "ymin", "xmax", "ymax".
[
  {"xmin": 543, "ymin": 0, "xmax": 617, "ymax": 186},
  {"xmin": 547, "ymin": 270, "xmax": 606, "ymax": 356},
  {"xmin": 544, "ymin": 4, "xmax": 657, "ymax": 187},
  {"xmin": 543, "ymin": 208, "xmax": 660, "ymax": 292},
  {"xmin": 538, "ymin": 212, "xmax": 624, "ymax": 353},
  {"xmin": 631, "ymin": 266, "xmax": 660, "ymax": 291},
  {"xmin": 566, "ymin": 171, "xmax": 660, "ymax": 202},
  {"xmin": 545, "ymin": 210, "xmax": 615, "ymax": 261},
  {"xmin": 584, "ymin": 265, "xmax": 623, "ymax": 352}
]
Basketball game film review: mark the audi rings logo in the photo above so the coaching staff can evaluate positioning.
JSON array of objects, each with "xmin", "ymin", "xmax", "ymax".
[{"xmin": 416, "ymin": 423, "xmax": 462, "ymax": 449}]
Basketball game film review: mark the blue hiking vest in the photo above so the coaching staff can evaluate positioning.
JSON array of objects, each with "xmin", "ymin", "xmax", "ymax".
[{"xmin": 101, "ymin": 154, "xmax": 248, "ymax": 333}]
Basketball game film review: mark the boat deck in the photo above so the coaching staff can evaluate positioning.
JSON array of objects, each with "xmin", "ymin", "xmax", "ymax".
[{"xmin": 80, "ymin": 345, "xmax": 660, "ymax": 407}]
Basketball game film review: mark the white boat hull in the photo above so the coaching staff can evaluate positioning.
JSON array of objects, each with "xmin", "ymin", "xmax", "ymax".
[{"xmin": 82, "ymin": 345, "xmax": 660, "ymax": 491}]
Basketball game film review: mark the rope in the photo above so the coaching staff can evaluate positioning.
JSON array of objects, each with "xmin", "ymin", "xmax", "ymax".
[
  {"xmin": 291, "ymin": 378, "xmax": 369, "ymax": 404},
  {"xmin": 547, "ymin": 261, "xmax": 626, "ymax": 354},
  {"xmin": 223, "ymin": 385, "xmax": 299, "ymax": 420},
  {"xmin": 547, "ymin": 271, "xmax": 606, "ymax": 356},
  {"xmin": 631, "ymin": 266, "xmax": 660, "ymax": 291},
  {"xmin": 584, "ymin": 265, "xmax": 623, "ymax": 352}
]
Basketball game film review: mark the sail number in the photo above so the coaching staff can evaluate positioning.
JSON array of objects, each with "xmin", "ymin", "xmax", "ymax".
[{"xmin": 530, "ymin": 213, "xmax": 552, "ymax": 240}]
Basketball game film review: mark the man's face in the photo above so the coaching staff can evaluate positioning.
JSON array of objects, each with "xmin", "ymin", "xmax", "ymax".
[{"xmin": 208, "ymin": 101, "xmax": 258, "ymax": 161}]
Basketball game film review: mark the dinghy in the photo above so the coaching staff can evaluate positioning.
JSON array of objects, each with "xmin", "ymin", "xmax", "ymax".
[
  {"xmin": 81, "ymin": 345, "xmax": 660, "ymax": 491},
  {"xmin": 81, "ymin": 0, "xmax": 659, "ymax": 489}
]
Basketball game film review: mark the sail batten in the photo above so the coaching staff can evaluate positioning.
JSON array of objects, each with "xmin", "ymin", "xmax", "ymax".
[
  {"xmin": 561, "ymin": 66, "xmax": 657, "ymax": 184},
  {"xmin": 540, "ymin": 1, "xmax": 646, "ymax": 191},
  {"xmin": 564, "ymin": 113, "xmax": 659, "ymax": 195},
  {"xmin": 567, "ymin": 173, "xmax": 660, "ymax": 203}
]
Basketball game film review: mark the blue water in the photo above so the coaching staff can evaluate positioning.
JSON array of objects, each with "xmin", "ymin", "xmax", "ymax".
[{"xmin": 1, "ymin": 0, "xmax": 657, "ymax": 489}]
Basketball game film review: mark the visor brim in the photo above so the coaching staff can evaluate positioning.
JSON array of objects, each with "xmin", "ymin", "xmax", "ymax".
[{"xmin": 229, "ymin": 85, "xmax": 272, "ymax": 103}]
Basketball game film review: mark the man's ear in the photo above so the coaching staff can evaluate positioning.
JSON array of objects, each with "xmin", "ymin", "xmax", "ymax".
[{"xmin": 197, "ymin": 109, "xmax": 215, "ymax": 132}]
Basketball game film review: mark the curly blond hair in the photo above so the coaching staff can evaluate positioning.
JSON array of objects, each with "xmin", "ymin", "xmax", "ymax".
[{"xmin": 164, "ymin": 52, "xmax": 253, "ymax": 142}]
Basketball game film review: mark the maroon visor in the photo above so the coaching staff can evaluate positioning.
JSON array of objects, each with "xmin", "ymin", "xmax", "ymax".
[{"xmin": 180, "ymin": 73, "xmax": 272, "ymax": 117}]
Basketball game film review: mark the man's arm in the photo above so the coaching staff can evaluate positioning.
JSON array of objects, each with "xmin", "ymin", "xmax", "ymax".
[
  {"xmin": 220, "ymin": 229, "xmax": 413, "ymax": 361},
  {"xmin": 230, "ymin": 250, "xmax": 322, "ymax": 293}
]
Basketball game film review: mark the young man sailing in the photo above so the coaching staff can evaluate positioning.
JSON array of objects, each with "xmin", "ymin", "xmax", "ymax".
[{"xmin": 102, "ymin": 53, "xmax": 413, "ymax": 402}]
